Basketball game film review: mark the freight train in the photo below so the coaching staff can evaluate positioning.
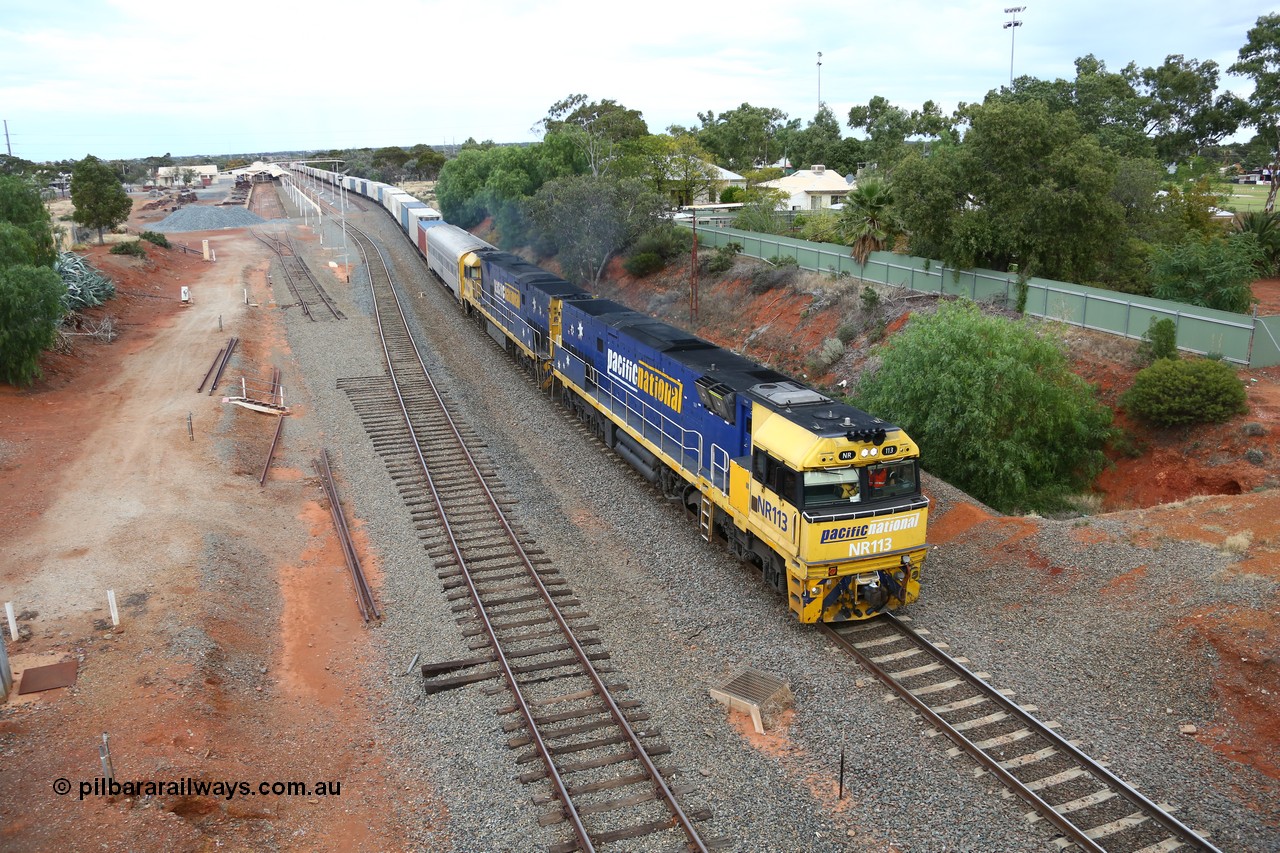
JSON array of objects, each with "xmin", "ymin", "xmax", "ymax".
[{"xmin": 290, "ymin": 163, "xmax": 929, "ymax": 623}]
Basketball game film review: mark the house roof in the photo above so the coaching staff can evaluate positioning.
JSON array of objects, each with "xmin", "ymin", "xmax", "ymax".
[
  {"xmin": 758, "ymin": 164, "xmax": 850, "ymax": 193},
  {"xmin": 227, "ymin": 161, "xmax": 288, "ymax": 179},
  {"xmin": 156, "ymin": 164, "xmax": 218, "ymax": 176}
]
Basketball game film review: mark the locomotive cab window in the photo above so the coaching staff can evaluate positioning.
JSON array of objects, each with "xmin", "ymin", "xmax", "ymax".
[
  {"xmin": 752, "ymin": 450, "xmax": 800, "ymax": 505},
  {"xmin": 865, "ymin": 460, "xmax": 918, "ymax": 502},
  {"xmin": 803, "ymin": 467, "xmax": 861, "ymax": 509}
]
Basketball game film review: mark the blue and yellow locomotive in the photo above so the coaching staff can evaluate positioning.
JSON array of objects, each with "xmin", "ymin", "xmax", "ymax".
[{"xmin": 291, "ymin": 165, "xmax": 929, "ymax": 623}]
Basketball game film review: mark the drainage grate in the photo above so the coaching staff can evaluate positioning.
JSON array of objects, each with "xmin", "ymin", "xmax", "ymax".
[{"xmin": 709, "ymin": 668, "xmax": 792, "ymax": 734}]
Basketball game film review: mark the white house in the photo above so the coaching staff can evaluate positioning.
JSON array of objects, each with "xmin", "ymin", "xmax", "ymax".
[
  {"xmin": 698, "ymin": 164, "xmax": 745, "ymax": 204},
  {"xmin": 758, "ymin": 164, "xmax": 850, "ymax": 211},
  {"xmin": 155, "ymin": 164, "xmax": 219, "ymax": 187}
]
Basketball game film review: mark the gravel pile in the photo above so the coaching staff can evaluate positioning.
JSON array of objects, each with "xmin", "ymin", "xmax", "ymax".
[
  {"xmin": 151, "ymin": 206, "xmax": 271, "ymax": 232},
  {"xmin": 272, "ymin": 204, "xmax": 1278, "ymax": 852}
]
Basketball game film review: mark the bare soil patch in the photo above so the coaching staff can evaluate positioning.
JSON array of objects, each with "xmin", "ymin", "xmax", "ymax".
[{"xmin": 0, "ymin": 216, "xmax": 413, "ymax": 850}]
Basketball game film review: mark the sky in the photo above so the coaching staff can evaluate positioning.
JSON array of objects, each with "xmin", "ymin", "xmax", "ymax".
[{"xmin": 0, "ymin": 0, "xmax": 1273, "ymax": 163}]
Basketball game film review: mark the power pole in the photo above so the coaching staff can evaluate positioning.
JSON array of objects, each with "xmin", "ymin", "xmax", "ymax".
[
  {"xmin": 3, "ymin": 120, "xmax": 10, "ymax": 156},
  {"xmin": 690, "ymin": 213, "xmax": 699, "ymax": 325}
]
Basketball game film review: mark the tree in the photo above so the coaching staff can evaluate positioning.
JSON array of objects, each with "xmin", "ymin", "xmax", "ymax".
[
  {"xmin": 0, "ymin": 264, "xmax": 64, "ymax": 386},
  {"xmin": 839, "ymin": 175, "xmax": 899, "ymax": 264},
  {"xmin": 853, "ymin": 300, "xmax": 1113, "ymax": 514},
  {"xmin": 523, "ymin": 175, "xmax": 669, "ymax": 287},
  {"xmin": 1138, "ymin": 55, "xmax": 1243, "ymax": 163},
  {"xmin": 537, "ymin": 95, "xmax": 648, "ymax": 178},
  {"xmin": 894, "ymin": 99, "xmax": 1123, "ymax": 283},
  {"xmin": 406, "ymin": 144, "xmax": 446, "ymax": 180},
  {"xmin": 70, "ymin": 155, "xmax": 131, "ymax": 244},
  {"xmin": 631, "ymin": 134, "xmax": 718, "ymax": 206},
  {"xmin": 0, "ymin": 174, "xmax": 57, "ymax": 267},
  {"xmin": 847, "ymin": 96, "xmax": 952, "ymax": 172},
  {"xmin": 1231, "ymin": 13, "xmax": 1280, "ymax": 212},
  {"xmin": 1148, "ymin": 234, "xmax": 1260, "ymax": 313},
  {"xmin": 989, "ymin": 56, "xmax": 1153, "ymax": 158},
  {"xmin": 695, "ymin": 103, "xmax": 797, "ymax": 173},
  {"xmin": 788, "ymin": 105, "xmax": 857, "ymax": 174}
]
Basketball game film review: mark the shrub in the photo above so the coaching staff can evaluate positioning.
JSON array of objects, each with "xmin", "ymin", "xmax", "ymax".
[
  {"xmin": 633, "ymin": 225, "xmax": 691, "ymax": 261},
  {"xmin": 836, "ymin": 322, "xmax": 859, "ymax": 344},
  {"xmin": 109, "ymin": 240, "xmax": 148, "ymax": 257},
  {"xmin": 734, "ymin": 199, "xmax": 784, "ymax": 234},
  {"xmin": 140, "ymin": 230, "xmax": 171, "ymax": 248},
  {"xmin": 1149, "ymin": 235, "xmax": 1259, "ymax": 314},
  {"xmin": 623, "ymin": 251, "xmax": 664, "ymax": 277},
  {"xmin": 854, "ymin": 300, "xmax": 1113, "ymax": 514},
  {"xmin": 765, "ymin": 254, "xmax": 798, "ymax": 268},
  {"xmin": 1121, "ymin": 358, "xmax": 1248, "ymax": 427},
  {"xmin": 796, "ymin": 212, "xmax": 840, "ymax": 243},
  {"xmin": 749, "ymin": 265, "xmax": 798, "ymax": 294},
  {"xmin": 806, "ymin": 338, "xmax": 845, "ymax": 373},
  {"xmin": 706, "ymin": 243, "xmax": 740, "ymax": 274},
  {"xmin": 0, "ymin": 265, "xmax": 65, "ymax": 386},
  {"xmin": 719, "ymin": 185, "xmax": 745, "ymax": 204},
  {"xmin": 860, "ymin": 285, "xmax": 880, "ymax": 314},
  {"xmin": 1137, "ymin": 316, "xmax": 1178, "ymax": 363}
]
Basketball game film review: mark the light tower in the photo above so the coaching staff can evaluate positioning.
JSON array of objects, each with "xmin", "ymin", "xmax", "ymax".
[
  {"xmin": 1003, "ymin": 7, "xmax": 1025, "ymax": 84},
  {"xmin": 817, "ymin": 51, "xmax": 823, "ymax": 109}
]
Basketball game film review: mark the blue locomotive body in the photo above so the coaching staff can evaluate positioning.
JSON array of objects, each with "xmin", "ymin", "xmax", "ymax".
[{"xmin": 287, "ymin": 161, "xmax": 929, "ymax": 623}]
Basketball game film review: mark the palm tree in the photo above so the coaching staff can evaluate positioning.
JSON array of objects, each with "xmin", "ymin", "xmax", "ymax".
[
  {"xmin": 1234, "ymin": 209, "xmax": 1280, "ymax": 275},
  {"xmin": 838, "ymin": 175, "xmax": 899, "ymax": 265}
]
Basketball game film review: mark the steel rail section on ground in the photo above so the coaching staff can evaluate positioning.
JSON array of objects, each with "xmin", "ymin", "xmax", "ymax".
[
  {"xmin": 313, "ymin": 448, "xmax": 379, "ymax": 622},
  {"xmin": 207, "ymin": 337, "xmax": 238, "ymax": 395},
  {"xmin": 196, "ymin": 345, "xmax": 225, "ymax": 393}
]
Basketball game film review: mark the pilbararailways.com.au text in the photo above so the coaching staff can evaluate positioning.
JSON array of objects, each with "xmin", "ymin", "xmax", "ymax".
[{"xmin": 54, "ymin": 777, "xmax": 342, "ymax": 801}]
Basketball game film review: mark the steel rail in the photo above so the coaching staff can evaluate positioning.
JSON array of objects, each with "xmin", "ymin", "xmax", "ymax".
[
  {"xmin": 196, "ymin": 346, "xmax": 225, "ymax": 393},
  {"xmin": 347, "ymin": 223, "xmax": 707, "ymax": 853},
  {"xmin": 313, "ymin": 448, "xmax": 378, "ymax": 621},
  {"xmin": 822, "ymin": 613, "xmax": 1219, "ymax": 852},
  {"xmin": 259, "ymin": 415, "xmax": 283, "ymax": 486},
  {"xmin": 207, "ymin": 337, "xmax": 238, "ymax": 395}
]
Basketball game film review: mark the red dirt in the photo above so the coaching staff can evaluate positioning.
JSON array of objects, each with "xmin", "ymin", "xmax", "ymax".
[{"xmin": 0, "ymin": 211, "xmax": 423, "ymax": 850}]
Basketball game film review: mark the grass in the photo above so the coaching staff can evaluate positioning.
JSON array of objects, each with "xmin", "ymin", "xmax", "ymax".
[
  {"xmin": 1215, "ymin": 181, "xmax": 1270, "ymax": 213},
  {"xmin": 1222, "ymin": 530, "xmax": 1253, "ymax": 554}
]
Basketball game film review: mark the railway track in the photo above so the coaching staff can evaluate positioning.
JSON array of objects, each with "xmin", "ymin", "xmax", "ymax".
[
  {"xmin": 253, "ymin": 229, "xmax": 346, "ymax": 320},
  {"xmin": 823, "ymin": 614, "xmax": 1220, "ymax": 853},
  {"xmin": 337, "ymin": 221, "xmax": 719, "ymax": 852}
]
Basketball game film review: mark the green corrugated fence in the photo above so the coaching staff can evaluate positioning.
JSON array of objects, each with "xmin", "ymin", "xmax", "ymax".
[{"xmin": 685, "ymin": 223, "xmax": 1280, "ymax": 368}]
